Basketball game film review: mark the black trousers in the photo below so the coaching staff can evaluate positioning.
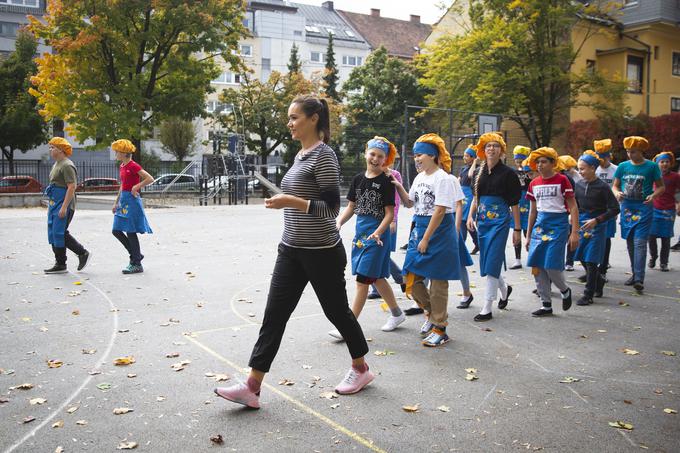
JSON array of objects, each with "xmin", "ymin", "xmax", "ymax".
[
  {"xmin": 583, "ymin": 262, "xmax": 602, "ymax": 297},
  {"xmin": 52, "ymin": 208, "xmax": 87, "ymax": 265},
  {"xmin": 249, "ymin": 242, "xmax": 369, "ymax": 373},
  {"xmin": 112, "ymin": 231, "xmax": 142, "ymax": 265},
  {"xmin": 649, "ymin": 236, "xmax": 670, "ymax": 265},
  {"xmin": 598, "ymin": 238, "xmax": 611, "ymax": 275}
]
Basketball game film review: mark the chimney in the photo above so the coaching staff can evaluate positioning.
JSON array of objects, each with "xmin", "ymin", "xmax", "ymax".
[
  {"xmin": 370, "ymin": 8, "xmax": 380, "ymax": 17},
  {"xmin": 410, "ymin": 15, "xmax": 420, "ymax": 24},
  {"xmin": 322, "ymin": 1, "xmax": 334, "ymax": 11}
]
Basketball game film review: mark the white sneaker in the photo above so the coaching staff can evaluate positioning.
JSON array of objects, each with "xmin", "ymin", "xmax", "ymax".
[
  {"xmin": 328, "ymin": 329, "xmax": 344, "ymax": 340},
  {"xmin": 565, "ymin": 264, "xmax": 574, "ymax": 271},
  {"xmin": 419, "ymin": 320, "xmax": 433, "ymax": 338},
  {"xmin": 381, "ymin": 312, "xmax": 406, "ymax": 331}
]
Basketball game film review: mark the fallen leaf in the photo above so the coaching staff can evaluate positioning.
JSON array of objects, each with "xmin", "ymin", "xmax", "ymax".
[
  {"xmin": 156, "ymin": 396, "xmax": 166, "ymax": 402},
  {"xmin": 465, "ymin": 374, "xmax": 478, "ymax": 381},
  {"xmin": 73, "ymin": 281, "xmax": 82, "ymax": 285},
  {"xmin": 481, "ymin": 327, "xmax": 493, "ymax": 332},
  {"xmin": 127, "ymin": 374, "xmax": 137, "ymax": 378},
  {"xmin": 330, "ymin": 403, "xmax": 340, "ymax": 409},
  {"xmin": 72, "ymin": 309, "xmax": 80, "ymax": 316},
  {"xmin": 113, "ymin": 407, "xmax": 133, "ymax": 415},
  {"xmin": 47, "ymin": 359, "xmax": 63, "ymax": 368},
  {"xmin": 55, "ymin": 447, "xmax": 64, "ymax": 453},
  {"xmin": 437, "ymin": 405, "xmax": 450, "ymax": 412},
  {"xmin": 465, "ymin": 368, "xmax": 478, "ymax": 374},
  {"xmin": 402, "ymin": 404, "xmax": 420, "ymax": 412},
  {"xmin": 29, "ymin": 397, "xmax": 47, "ymax": 405},
  {"xmin": 618, "ymin": 301, "xmax": 630, "ymax": 307},
  {"xmin": 113, "ymin": 356, "xmax": 135, "ymax": 366},
  {"xmin": 559, "ymin": 377, "xmax": 581, "ymax": 384},
  {"xmin": 66, "ymin": 405, "xmax": 79, "ymax": 413},
  {"xmin": 608, "ymin": 421, "xmax": 633, "ymax": 430},
  {"xmin": 10, "ymin": 383, "xmax": 33, "ymax": 390},
  {"xmin": 22, "ymin": 416, "xmax": 35, "ymax": 424},
  {"xmin": 76, "ymin": 419, "xmax": 87, "ymax": 426},
  {"xmin": 82, "ymin": 349, "xmax": 96, "ymax": 355},
  {"xmin": 622, "ymin": 348, "xmax": 640, "ymax": 355},
  {"xmin": 374, "ymin": 350, "xmax": 395, "ymax": 356},
  {"xmin": 654, "ymin": 389, "xmax": 663, "ymax": 395},
  {"xmin": 96, "ymin": 383, "xmax": 112, "ymax": 391},
  {"xmin": 597, "ymin": 329, "xmax": 607, "ymax": 333},
  {"xmin": 170, "ymin": 360, "xmax": 190, "ymax": 371},
  {"xmin": 278, "ymin": 379, "xmax": 295, "ymax": 386},
  {"xmin": 302, "ymin": 364, "xmax": 312, "ymax": 369},
  {"xmin": 20, "ymin": 317, "xmax": 31, "ymax": 322},
  {"xmin": 39, "ymin": 326, "xmax": 48, "ymax": 332},
  {"xmin": 117, "ymin": 441, "xmax": 138, "ymax": 450},
  {"xmin": 320, "ymin": 392, "xmax": 338, "ymax": 400},
  {"xmin": 660, "ymin": 351, "xmax": 676, "ymax": 356},
  {"xmin": 52, "ymin": 420, "xmax": 64, "ymax": 428},
  {"xmin": 624, "ymin": 400, "xmax": 632, "ymax": 404},
  {"xmin": 169, "ymin": 318, "xmax": 180, "ymax": 323},
  {"xmin": 210, "ymin": 434, "xmax": 224, "ymax": 445},
  {"xmin": 0, "ymin": 398, "xmax": 9, "ymax": 404},
  {"xmin": 118, "ymin": 329, "xmax": 130, "ymax": 333},
  {"xmin": 663, "ymin": 408, "xmax": 677, "ymax": 414},
  {"xmin": 165, "ymin": 352, "xmax": 180, "ymax": 358}
]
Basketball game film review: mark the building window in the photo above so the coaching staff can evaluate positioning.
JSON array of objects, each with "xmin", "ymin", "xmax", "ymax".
[
  {"xmin": 294, "ymin": 30, "xmax": 302, "ymax": 37},
  {"xmin": 342, "ymin": 55, "xmax": 363, "ymax": 67},
  {"xmin": 305, "ymin": 25, "xmax": 320, "ymax": 33},
  {"xmin": 310, "ymin": 52, "xmax": 326, "ymax": 63},
  {"xmin": 239, "ymin": 44, "xmax": 252, "ymax": 57},
  {"xmin": 0, "ymin": 21, "xmax": 21, "ymax": 37},
  {"xmin": 626, "ymin": 55, "xmax": 643, "ymax": 93},
  {"xmin": 0, "ymin": 0, "xmax": 39, "ymax": 7},
  {"xmin": 261, "ymin": 58, "xmax": 270, "ymax": 71},
  {"xmin": 673, "ymin": 52, "xmax": 680, "ymax": 77},
  {"xmin": 345, "ymin": 29, "xmax": 355, "ymax": 38},
  {"xmin": 623, "ymin": 0, "xmax": 638, "ymax": 7},
  {"xmin": 326, "ymin": 28, "xmax": 335, "ymax": 35},
  {"xmin": 207, "ymin": 101, "xmax": 232, "ymax": 114},
  {"xmin": 586, "ymin": 59, "xmax": 596, "ymax": 74},
  {"xmin": 672, "ymin": 97, "xmax": 680, "ymax": 113},
  {"xmin": 211, "ymin": 72, "xmax": 241, "ymax": 85}
]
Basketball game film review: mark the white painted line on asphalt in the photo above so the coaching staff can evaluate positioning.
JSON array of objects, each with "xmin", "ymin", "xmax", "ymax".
[
  {"xmin": 617, "ymin": 429, "xmax": 637, "ymax": 447},
  {"xmin": 229, "ymin": 279, "xmax": 269, "ymax": 325},
  {"xmin": 5, "ymin": 267, "xmax": 119, "ymax": 453},
  {"xmin": 192, "ymin": 312, "xmax": 325, "ymax": 335},
  {"xmin": 566, "ymin": 386, "xmax": 589, "ymax": 405},
  {"xmin": 475, "ymin": 383, "xmax": 498, "ymax": 413},
  {"xmin": 528, "ymin": 358, "xmax": 551, "ymax": 373}
]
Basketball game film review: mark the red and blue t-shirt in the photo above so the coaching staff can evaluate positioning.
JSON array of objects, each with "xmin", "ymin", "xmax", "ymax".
[
  {"xmin": 119, "ymin": 160, "xmax": 142, "ymax": 192},
  {"xmin": 526, "ymin": 173, "xmax": 574, "ymax": 213}
]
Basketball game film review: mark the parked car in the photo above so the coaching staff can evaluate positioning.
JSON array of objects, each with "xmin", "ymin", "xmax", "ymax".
[
  {"xmin": 76, "ymin": 177, "xmax": 120, "ymax": 192},
  {"xmin": 0, "ymin": 175, "xmax": 42, "ymax": 193},
  {"xmin": 145, "ymin": 174, "xmax": 198, "ymax": 192}
]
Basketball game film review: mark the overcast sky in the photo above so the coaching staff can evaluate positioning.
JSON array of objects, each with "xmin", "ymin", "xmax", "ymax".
[{"xmin": 294, "ymin": 0, "xmax": 449, "ymax": 25}]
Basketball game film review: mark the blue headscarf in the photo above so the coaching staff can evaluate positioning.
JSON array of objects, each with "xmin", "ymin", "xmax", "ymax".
[
  {"xmin": 366, "ymin": 138, "xmax": 390, "ymax": 155},
  {"xmin": 580, "ymin": 153, "xmax": 600, "ymax": 167},
  {"xmin": 413, "ymin": 141, "xmax": 438, "ymax": 157},
  {"xmin": 464, "ymin": 146, "xmax": 477, "ymax": 158}
]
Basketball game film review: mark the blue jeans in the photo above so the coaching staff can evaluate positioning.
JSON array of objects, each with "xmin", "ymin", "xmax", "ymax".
[
  {"xmin": 459, "ymin": 266, "xmax": 470, "ymax": 292},
  {"xmin": 626, "ymin": 235, "xmax": 647, "ymax": 283},
  {"xmin": 369, "ymin": 259, "xmax": 403, "ymax": 295}
]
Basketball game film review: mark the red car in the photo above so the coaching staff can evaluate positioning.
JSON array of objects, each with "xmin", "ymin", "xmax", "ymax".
[
  {"xmin": 76, "ymin": 177, "xmax": 120, "ymax": 192},
  {"xmin": 0, "ymin": 175, "xmax": 42, "ymax": 193}
]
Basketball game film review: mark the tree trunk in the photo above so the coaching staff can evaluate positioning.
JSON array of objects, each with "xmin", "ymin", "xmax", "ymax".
[
  {"xmin": 2, "ymin": 148, "xmax": 15, "ymax": 176},
  {"xmin": 132, "ymin": 138, "xmax": 142, "ymax": 166}
]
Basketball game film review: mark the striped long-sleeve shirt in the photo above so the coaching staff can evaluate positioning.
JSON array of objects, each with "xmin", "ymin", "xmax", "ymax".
[{"xmin": 281, "ymin": 143, "xmax": 341, "ymax": 249}]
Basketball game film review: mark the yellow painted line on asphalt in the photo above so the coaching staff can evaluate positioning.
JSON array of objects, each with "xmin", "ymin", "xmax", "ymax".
[
  {"xmin": 567, "ymin": 279, "xmax": 680, "ymax": 302},
  {"xmin": 183, "ymin": 334, "xmax": 386, "ymax": 453}
]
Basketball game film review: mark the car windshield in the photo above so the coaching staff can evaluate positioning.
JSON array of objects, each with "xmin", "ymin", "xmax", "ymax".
[{"xmin": 0, "ymin": 179, "xmax": 22, "ymax": 187}]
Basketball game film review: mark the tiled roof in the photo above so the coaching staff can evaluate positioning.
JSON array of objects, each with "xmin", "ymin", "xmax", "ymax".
[{"xmin": 338, "ymin": 10, "xmax": 432, "ymax": 58}]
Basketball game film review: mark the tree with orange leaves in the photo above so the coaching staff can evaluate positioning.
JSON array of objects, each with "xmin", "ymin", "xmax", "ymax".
[{"xmin": 28, "ymin": 0, "xmax": 248, "ymax": 162}]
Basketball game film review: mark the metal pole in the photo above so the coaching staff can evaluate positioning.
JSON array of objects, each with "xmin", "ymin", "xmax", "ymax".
[
  {"xmin": 448, "ymin": 108, "xmax": 454, "ymax": 158},
  {"xmin": 402, "ymin": 102, "xmax": 410, "ymax": 189}
]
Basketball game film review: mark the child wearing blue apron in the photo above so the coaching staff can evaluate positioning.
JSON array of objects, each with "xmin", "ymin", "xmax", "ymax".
[
  {"xmin": 525, "ymin": 147, "xmax": 579, "ymax": 317},
  {"xmin": 459, "ymin": 146, "xmax": 479, "ymax": 254},
  {"xmin": 333, "ymin": 137, "xmax": 403, "ymax": 338},
  {"xmin": 111, "ymin": 139, "xmax": 154, "ymax": 274},
  {"xmin": 466, "ymin": 133, "xmax": 522, "ymax": 322},
  {"xmin": 43, "ymin": 137, "xmax": 90, "ymax": 274},
  {"xmin": 648, "ymin": 152, "xmax": 680, "ymax": 272},
  {"xmin": 510, "ymin": 145, "xmax": 531, "ymax": 270},
  {"xmin": 612, "ymin": 136, "xmax": 664, "ymax": 293},
  {"xmin": 393, "ymin": 134, "xmax": 463, "ymax": 347},
  {"xmin": 593, "ymin": 139, "xmax": 618, "ymax": 282},
  {"xmin": 573, "ymin": 151, "xmax": 620, "ymax": 305}
]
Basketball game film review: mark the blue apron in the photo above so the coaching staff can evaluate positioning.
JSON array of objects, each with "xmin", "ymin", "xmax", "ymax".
[
  {"xmin": 112, "ymin": 191, "xmax": 153, "ymax": 234},
  {"xmin": 476, "ymin": 196, "xmax": 510, "ymax": 278},
  {"xmin": 620, "ymin": 199, "xmax": 652, "ymax": 240},
  {"xmin": 45, "ymin": 184, "xmax": 69, "ymax": 248},
  {"xmin": 605, "ymin": 217, "xmax": 617, "ymax": 238},
  {"xmin": 573, "ymin": 212, "xmax": 606, "ymax": 264},
  {"xmin": 510, "ymin": 190, "xmax": 529, "ymax": 231},
  {"xmin": 461, "ymin": 185, "xmax": 474, "ymax": 241},
  {"xmin": 650, "ymin": 208, "xmax": 675, "ymax": 238},
  {"xmin": 403, "ymin": 213, "xmax": 460, "ymax": 280},
  {"xmin": 454, "ymin": 210, "xmax": 473, "ymax": 268},
  {"xmin": 351, "ymin": 215, "xmax": 390, "ymax": 279},
  {"xmin": 527, "ymin": 212, "xmax": 569, "ymax": 271},
  {"xmin": 389, "ymin": 221, "xmax": 397, "ymax": 253}
]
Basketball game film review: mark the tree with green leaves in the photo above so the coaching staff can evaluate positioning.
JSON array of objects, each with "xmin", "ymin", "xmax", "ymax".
[
  {"xmin": 342, "ymin": 46, "xmax": 428, "ymax": 158},
  {"xmin": 419, "ymin": 0, "xmax": 622, "ymax": 146},
  {"xmin": 288, "ymin": 43, "xmax": 301, "ymax": 74},
  {"xmin": 323, "ymin": 33, "xmax": 340, "ymax": 101},
  {"xmin": 159, "ymin": 117, "xmax": 197, "ymax": 163},
  {"xmin": 28, "ymin": 0, "xmax": 248, "ymax": 163},
  {"xmin": 0, "ymin": 30, "xmax": 47, "ymax": 175},
  {"xmin": 219, "ymin": 71, "xmax": 342, "ymax": 166}
]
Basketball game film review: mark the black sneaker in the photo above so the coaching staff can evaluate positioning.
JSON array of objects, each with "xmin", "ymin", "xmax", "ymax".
[
  {"xmin": 457, "ymin": 294, "xmax": 474, "ymax": 309},
  {"xmin": 509, "ymin": 262, "xmax": 522, "ymax": 270},
  {"xmin": 122, "ymin": 264, "xmax": 144, "ymax": 274},
  {"xmin": 399, "ymin": 243, "xmax": 408, "ymax": 251},
  {"xmin": 633, "ymin": 281, "xmax": 643, "ymax": 293},
  {"xmin": 577, "ymin": 274, "xmax": 587, "ymax": 283},
  {"xmin": 404, "ymin": 307, "xmax": 424, "ymax": 316},
  {"xmin": 498, "ymin": 285, "xmax": 512, "ymax": 310},
  {"xmin": 400, "ymin": 283, "xmax": 406, "ymax": 293},
  {"xmin": 576, "ymin": 295, "xmax": 592, "ymax": 306},
  {"xmin": 660, "ymin": 264, "xmax": 669, "ymax": 272},
  {"xmin": 532, "ymin": 307, "xmax": 553, "ymax": 317},
  {"xmin": 473, "ymin": 312, "xmax": 492, "ymax": 322},
  {"xmin": 77, "ymin": 251, "xmax": 91, "ymax": 271},
  {"xmin": 532, "ymin": 288, "xmax": 539, "ymax": 296},
  {"xmin": 367, "ymin": 292, "xmax": 381, "ymax": 300},
  {"xmin": 561, "ymin": 288, "xmax": 572, "ymax": 311},
  {"xmin": 624, "ymin": 276, "xmax": 635, "ymax": 286},
  {"xmin": 648, "ymin": 257, "xmax": 656, "ymax": 269},
  {"xmin": 470, "ymin": 246, "xmax": 479, "ymax": 255},
  {"xmin": 671, "ymin": 242, "xmax": 680, "ymax": 251},
  {"xmin": 44, "ymin": 264, "xmax": 67, "ymax": 274}
]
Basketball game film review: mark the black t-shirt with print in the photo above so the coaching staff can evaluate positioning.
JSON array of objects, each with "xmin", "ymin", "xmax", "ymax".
[{"xmin": 347, "ymin": 172, "xmax": 395, "ymax": 220}]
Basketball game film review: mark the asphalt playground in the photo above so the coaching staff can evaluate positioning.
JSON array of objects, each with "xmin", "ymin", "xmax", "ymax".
[{"xmin": 1, "ymin": 203, "xmax": 679, "ymax": 452}]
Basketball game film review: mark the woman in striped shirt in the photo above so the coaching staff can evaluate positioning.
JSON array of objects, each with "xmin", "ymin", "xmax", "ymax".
[{"xmin": 215, "ymin": 95, "xmax": 372, "ymax": 409}]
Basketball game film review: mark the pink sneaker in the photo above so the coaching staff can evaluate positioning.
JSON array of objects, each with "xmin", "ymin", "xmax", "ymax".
[
  {"xmin": 214, "ymin": 382, "xmax": 260, "ymax": 409},
  {"xmin": 334, "ymin": 366, "xmax": 375, "ymax": 395}
]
